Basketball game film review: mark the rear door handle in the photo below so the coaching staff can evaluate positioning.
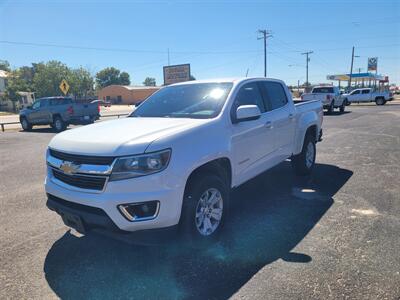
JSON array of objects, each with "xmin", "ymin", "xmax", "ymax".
[
  {"xmin": 265, "ymin": 121, "xmax": 272, "ymax": 128},
  {"xmin": 288, "ymin": 113, "xmax": 294, "ymax": 119}
]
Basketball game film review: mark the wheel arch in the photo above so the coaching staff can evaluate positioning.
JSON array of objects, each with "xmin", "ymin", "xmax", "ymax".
[
  {"xmin": 184, "ymin": 157, "xmax": 232, "ymax": 195},
  {"xmin": 294, "ymin": 124, "xmax": 318, "ymax": 155}
]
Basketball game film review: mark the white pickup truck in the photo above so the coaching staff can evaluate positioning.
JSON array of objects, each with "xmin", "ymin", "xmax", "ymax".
[
  {"xmin": 342, "ymin": 88, "xmax": 393, "ymax": 106},
  {"xmin": 45, "ymin": 78, "xmax": 323, "ymax": 240},
  {"xmin": 301, "ymin": 86, "xmax": 345, "ymax": 114}
]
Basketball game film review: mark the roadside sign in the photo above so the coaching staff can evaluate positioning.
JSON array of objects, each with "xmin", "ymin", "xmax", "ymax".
[
  {"xmin": 367, "ymin": 57, "xmax": 378, "ymax": 71},
  {"xmin": 163, "ymin": 64, "xmax": 191, "ymax": 85},
  {"xmin": 59, "ymin": 79, "xmax": 70, "ymax": 95}
]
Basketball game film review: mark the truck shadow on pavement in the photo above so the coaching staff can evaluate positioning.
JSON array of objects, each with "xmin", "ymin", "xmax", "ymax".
[{"xmin": 44, "ymin": 162, "xmax": 352, "ymax": 300}]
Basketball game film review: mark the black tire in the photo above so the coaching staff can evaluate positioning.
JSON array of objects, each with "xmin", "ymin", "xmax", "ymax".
[
  {"xmin": 291, "ymin": 133, "xmax": 316, "ymax": 176},
  {"xmin": 53, "ymin": 116, "xmax": 66, "ymax": 132},
  {"xmin": 339, "ymin": 101, "xmax": 345, "ymax": 113},
  {"xmin": 375, "ymin": 97, "xmax": 386, "ymax": 106},
  {"xmin": 180, "ymin": 172, "xmax": 229, "ymax": 244},
  {"xmin": 344, "ymin": 98, "xmax": 350, "ymax": 106},
  {"xmin": 326, "ymin": 100, "xmax": 334, "ymax": 115},
  {"xmin": 20, "ymin": 117, "xmax": 32, "ymax": 131}
]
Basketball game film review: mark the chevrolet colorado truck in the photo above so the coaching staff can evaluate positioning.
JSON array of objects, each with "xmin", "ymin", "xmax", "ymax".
[
  {"xmin": 20, "ymin": 97, "xmax": 100, "ymax": 132},
  {"xmin": 301, "ymin": 86, "xmax": 345, "ymax": 114},
  {"xmin": 341, "ymin": 88, "xmax": 393, "ymax": 106},
  {"xmin": 45, "ymin": 78, "xmax": 323, "ymax": 240}
]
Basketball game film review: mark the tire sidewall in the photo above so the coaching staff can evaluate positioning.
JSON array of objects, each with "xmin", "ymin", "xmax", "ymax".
[
  {"xmin": 21, "ymin": 117, "xmax": 31, "ymax": 131},
  {"xmin": 327, "ymin": 100, "xmax": 334, "ymax": 114},
  {"xmin": 292, "ymin": 134, "xmax": 316, "ymax": 176},
  {"xmin": 303, "ymin": 136, "xmax": 316, "ymax": 172},
  {"xmin": 180, "ymin": 173, "xmax": 229, "ymax": 244},
  {"xmin": 53, "ymin": 117, "xmax": 64, "ymax": 132}
]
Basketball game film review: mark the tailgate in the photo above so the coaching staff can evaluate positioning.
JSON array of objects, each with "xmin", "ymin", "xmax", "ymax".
[{"xmin": 73, "ymin": 103, "xmax": 99, "ymax": 117}]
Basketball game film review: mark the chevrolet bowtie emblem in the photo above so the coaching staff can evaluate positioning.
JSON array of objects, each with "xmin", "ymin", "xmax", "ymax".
[{"xmin": 59, "ymin": 161, "xmax": 80, "ymax": 175}]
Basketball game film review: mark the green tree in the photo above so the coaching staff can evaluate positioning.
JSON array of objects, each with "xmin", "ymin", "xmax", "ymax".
[
  {"xmin": 143, "ymin": 77, "xmax": 156, "ymax": 86},
  {"xmin": 33, "ymin": 61, "xmax": 71, "ymax": 97},
  {"xmin": 95, "ymin": 67, "xmax": 131, "ymax": 89},
  {"xmin": 68, "ymin": 67, "xmax": 95, "ymax": 99},
  {"xmin": 5, "ymin": 69, "xmax": 32, "ymax": 112},
  {"xmin": 0, "ymin": 60, "xmax": 11, "ymax": 72},
  {"xmin": 119, "ymin": 71, "xmax": 130, "ymax": 85}
]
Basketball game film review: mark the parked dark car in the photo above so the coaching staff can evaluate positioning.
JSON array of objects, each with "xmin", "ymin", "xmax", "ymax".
[{"xmin": 19, "ymin": 97, "xmax": 100, "ymax": 132}]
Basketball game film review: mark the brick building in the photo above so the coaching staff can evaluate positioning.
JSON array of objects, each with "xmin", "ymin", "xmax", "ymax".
[{"xmin": 97, "ymin": 85, "xmax": 160, "ymax": 105}]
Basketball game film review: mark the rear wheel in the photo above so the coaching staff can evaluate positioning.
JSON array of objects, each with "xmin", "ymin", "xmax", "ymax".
[
  {"xmin": 292, "ymin": 133, "xmax": 316, "ymax": 176},
  {"xmin": 375, "ymin": 97, "xmax": 386, "ymax": 106},
  {"xmin": 180, "ymin": 172, "xmax": 229, "ymax": 244},
  {"xmin": 53, "ymin": 116, "xmax": 66, "ymax": 132},
  {"xmin": 20, "ymin": 117, "xmax": 32, "ymax": 131}
]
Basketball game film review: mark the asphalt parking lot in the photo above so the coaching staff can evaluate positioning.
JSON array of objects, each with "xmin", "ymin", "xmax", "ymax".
[{"xmin": 1, "ymin": 103, "xmax": 399, "ymax": 299}]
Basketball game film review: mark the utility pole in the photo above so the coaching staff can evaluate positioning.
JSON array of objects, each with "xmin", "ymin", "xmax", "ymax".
[
  {"xmin": 257, "ymin": 29, "xmax": 272, "ymax": 77},
  {"xmin": 301, "ymin": 51, "xmax": 313, "ymax": 86},
  {"xmin": 348, "ymin": 46, "xmax": 355, "ymax": 89},
  {"xmin": 167, "ymin": 48, "xmax": 170, "ymax": 66}
]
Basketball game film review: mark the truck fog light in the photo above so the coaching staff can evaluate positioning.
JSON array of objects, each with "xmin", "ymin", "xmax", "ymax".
[{"xmin": 118, "ymin": 201, "xmax": 160, "ymax": 221}]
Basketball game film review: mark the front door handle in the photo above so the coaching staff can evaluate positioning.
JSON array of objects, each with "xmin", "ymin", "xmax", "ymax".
[
  {"xmin": 288, "ymin": 113, "xmax": 294, "ymax": 119},
  {"xmin": 265, "ymin": 121, "xmax": 272, "ymax": 128}
]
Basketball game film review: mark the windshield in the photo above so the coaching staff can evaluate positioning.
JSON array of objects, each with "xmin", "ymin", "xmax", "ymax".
[
  {"xmin": 312, "ymin": 87, "xmax": 334, "ymax": 93},
  {"xmin": 131, "ymin": 83, "xmax": 233, "ymax": 119}
]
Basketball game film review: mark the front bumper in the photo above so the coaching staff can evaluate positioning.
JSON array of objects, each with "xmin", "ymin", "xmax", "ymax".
[
  {"xmin": 45, "ymin": 166, "xmax": 185, "ymax": 232},
  {"xmin": 47, "ymin": 193, "xmax": 120, "ymax": 232}
]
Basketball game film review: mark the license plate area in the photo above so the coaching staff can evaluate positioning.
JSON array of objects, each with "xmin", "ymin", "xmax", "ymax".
[
  {"xmin": 61, "ymin": 212, "xmax": 86, "ymax": 233},
  {"xmin": 84, "ymin": 115, "xmax": 90, "ymax": 120}
]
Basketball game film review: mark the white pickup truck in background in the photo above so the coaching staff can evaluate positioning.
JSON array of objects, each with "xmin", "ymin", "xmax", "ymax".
[
  {"xmin": 342, "ymin": 88, "xmax": 393, "ymax": 106},
  {"xmin": 45, "ymin": 78, "xmax": 323, "ymax": 241},
  {"xmin": 301, "ymin": 86, "xmax": 345, "ymax": 114}
]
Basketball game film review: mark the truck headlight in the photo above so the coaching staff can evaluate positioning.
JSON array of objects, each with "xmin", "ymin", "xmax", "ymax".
[{"xmin": 110, "ymin": 149, "xmax": 171, "ymax": 181}]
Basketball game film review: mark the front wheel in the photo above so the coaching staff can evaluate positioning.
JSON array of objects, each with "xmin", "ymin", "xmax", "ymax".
[
  {"xmin": 339, "ymin": 101, "xmax": 345, "ymax": 113},
  {"xmin": 20, "ymin": 117, "xmax": 32, "ymax": 131},
  {"xmin": 292, "ymin": 134, "xmax": 316, "ymax": 176},
  {"xmin": 326, "ymin": 100, "xmax": 334, "ymax": 114},
  {"xmin": 180, "ymin": 173, "xmax": 229, "ymax": 243}
]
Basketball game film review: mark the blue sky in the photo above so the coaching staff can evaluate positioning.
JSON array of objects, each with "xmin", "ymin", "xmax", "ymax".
[{"xmin": 1, "ymin": 0, "xmax": 399, "ymax": 85}]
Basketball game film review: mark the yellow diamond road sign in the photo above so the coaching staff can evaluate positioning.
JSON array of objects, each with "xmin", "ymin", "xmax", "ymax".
[{"xmin": 59, "ymin": 79, "xmax": 70, "ymax": 95}]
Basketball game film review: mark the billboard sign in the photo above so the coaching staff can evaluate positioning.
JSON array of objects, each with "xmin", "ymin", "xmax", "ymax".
[
  {"xmin": 368, "ymin": 57, "xmax": 378, "ymax": 71},
  {"xmin": 163, "ymin": 64, "xmax": 191, "ymax": 85}
]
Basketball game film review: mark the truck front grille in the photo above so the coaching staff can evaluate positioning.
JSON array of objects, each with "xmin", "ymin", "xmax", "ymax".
[
  {"xmin": 52, "ymin": 169, "xmax": 107, "ymax": 191},
  {"xmin": 49, "ymin": 149, "xmax": 115, "ymax": 165}
]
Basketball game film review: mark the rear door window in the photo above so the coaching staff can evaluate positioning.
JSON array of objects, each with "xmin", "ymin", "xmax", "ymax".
[{"xmin": 260, "ymin": 81, "xmax": 288, "ymax": 111}]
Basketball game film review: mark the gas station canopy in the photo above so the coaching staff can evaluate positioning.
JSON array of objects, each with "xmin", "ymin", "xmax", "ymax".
[{"xmin": 326, "ymin": 72, "xmax": 385, "ymax": 82}]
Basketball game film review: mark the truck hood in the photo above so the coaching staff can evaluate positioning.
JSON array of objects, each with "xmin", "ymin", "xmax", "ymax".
[{"xmin": 48, "ymin": 117, "xmax": 208, "ymax": 156}]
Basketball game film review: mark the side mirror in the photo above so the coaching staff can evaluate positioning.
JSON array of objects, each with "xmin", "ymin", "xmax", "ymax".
[
  {"xmin": 27, "ymin": 105, "xmax": 32, "ymax": 109},
  {"xmin": 235, "ymin": 105, "xmax": 261, "ymax": 122}
]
